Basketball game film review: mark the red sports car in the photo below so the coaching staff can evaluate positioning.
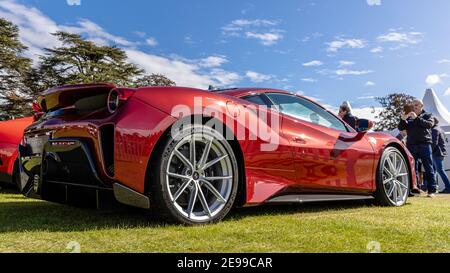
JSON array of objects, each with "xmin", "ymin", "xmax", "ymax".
[
  {"xmin": 0, "ymin": 116, "xmax": 34, "ymax": 189},
  {"xmin": 19, "ymin": 84, "xmax": 417, "ymax": 225}
]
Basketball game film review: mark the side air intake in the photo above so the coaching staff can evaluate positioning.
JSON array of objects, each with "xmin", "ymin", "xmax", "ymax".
[{"xmin": 100, "ymin": 124, "xmax": 115, "ymax": 177}]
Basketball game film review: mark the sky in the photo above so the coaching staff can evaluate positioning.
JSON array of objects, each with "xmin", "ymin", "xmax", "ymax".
[{"xmin": 1, "ymin": 0, "xmax": 450, "ymax": 119}]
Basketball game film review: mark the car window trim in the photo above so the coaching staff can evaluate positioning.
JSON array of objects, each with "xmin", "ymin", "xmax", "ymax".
[{"xmin": 263, "ymin": 92, "xmax": 353, "ymax": 133}]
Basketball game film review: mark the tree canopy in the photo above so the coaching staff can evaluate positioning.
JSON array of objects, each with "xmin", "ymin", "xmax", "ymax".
[
  {"xmin": 0, "ymin": 21, "xmax": 176, "ymax": 118},
  {"xmin": 0, "ymin": 18, "xmax": 34, "ymax": 117},
  {"xmin": 374, "ymin": 93, "xmax": 416, "ymax": 131}
]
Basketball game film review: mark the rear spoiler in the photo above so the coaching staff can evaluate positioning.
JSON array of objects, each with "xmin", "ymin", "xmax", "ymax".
[{"xmin": 37, "ymin": 83, "xmax": 118, "ymax": 112}]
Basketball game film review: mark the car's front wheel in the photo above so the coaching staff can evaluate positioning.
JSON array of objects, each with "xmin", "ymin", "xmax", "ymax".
[
  {"xmin": 375, "ymin": 147, "xmax": 410, "ymax": 206},
  {"xmin": 151, "ymin": 124, "xmax": 239, "ymax": 225}
]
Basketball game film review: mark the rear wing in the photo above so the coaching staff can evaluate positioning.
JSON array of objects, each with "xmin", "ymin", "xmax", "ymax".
[{"xmin": 37, "ymin": 83, "xmax": 117, "ymax": 112}]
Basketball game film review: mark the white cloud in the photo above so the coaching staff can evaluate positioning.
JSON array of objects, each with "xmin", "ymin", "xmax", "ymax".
[
  {"xmin": 66, "ymin": 0, "xmax": 81, "ymax": 6},
  {"xmin": 438, "ymin": 59, "xmax": 450, "ymax": 64},
  {"xmin": 244, "ymin": 31, "xmax": 283, "ymax": 46},
  {"xmin": 445, "ymin": 88, "xmax": 450, "ymax": 96},
  {"xmin": 62, "ymin": 19, "xmax": 136, "ymax": 46},
  {"xmin": 365, "ymin": 81, "xmax": 376, "ymax": 86},
  {"xmin": 209, "ymin": 69, "xmax": 241, "ymax": 86},
  {"xmin": 0, "ymin": 0, "xmax": 241, "ymax": 89},
  {"xmin": 370, "ymin": 47, "xmax": 383, "ymax": 53},
  {"xmin": 301, "ymin": 78, "xmax": 318, "ymax": 83},
  {"xmin": 145, "ymin": 37, "xmax": 158, "ymax": 46},
  {"xmin": 377, "ymin": 31, "xmax": 423, "ymax": 50},
  {"xmin": 366, "ymin": 0, "xmax": 381, "ymax": 6},
  {"xmin": 302, "ymin": 60, "xmax": 323, "ymax": 67},
  {"xmin": 198, "ymin": 56, "xmax": 228, "ymax": 68},
  {"xmin": 0, "ymin": 0, "xmax": 137, "ymax": 61},
  {"xmin": 245, "ymin": 71, "xmax": 272, "ymax": 83},
  {"xmin": 426, "ymin": 74, "xmax": 443, "ymax": 86},
  {"xmin": 222, "ymin": 19, "xmax": 283, "ymax": 46},
  {"xmin": 339, "ymin": 60, "xmax": 355, "ymax": 67},
  {"xmin": 327, "ymin": 38, "xmax": 366, "ymax": 53},
  {"xmin": 335, "ymin": 69, "xmax": 373, "ymax": 76},
  {"xmin": 127, "ymin": 50, "xmax": 240, "ymax": 88}
]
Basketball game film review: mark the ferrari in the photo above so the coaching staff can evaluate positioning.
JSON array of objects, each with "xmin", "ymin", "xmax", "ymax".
[
  {"xmin": 18, "ymin": 84, "xmax": 417, "ymax": 225},
  {"xmin": 0, "ymin": 116, "xmax": 34, "ymax": 189}
]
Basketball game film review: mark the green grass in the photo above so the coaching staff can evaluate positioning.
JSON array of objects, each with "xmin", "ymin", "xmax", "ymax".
[{"xmin": 0, "ymin": 186, "xmax": 449, "ymax": 253}]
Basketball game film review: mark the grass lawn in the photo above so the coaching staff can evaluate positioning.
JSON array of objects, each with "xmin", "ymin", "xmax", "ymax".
[{"xmin": 0, "ymin": 186, "xmax": 449, "ymax": 253}]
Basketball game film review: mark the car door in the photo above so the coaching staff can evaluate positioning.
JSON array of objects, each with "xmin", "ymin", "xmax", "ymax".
[
  {"xmin": 264, "ymin": 93, "xmax": 375, "ymax": 192},
  {"xmin": 239, "ymin": 94, "xmax": 297, "ymax": 203}
]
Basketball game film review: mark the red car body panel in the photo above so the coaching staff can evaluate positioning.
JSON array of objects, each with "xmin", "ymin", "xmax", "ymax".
[
  {"xmin": 19, "ymin": 85, "xmax": 417, "ymax": 207},
  {"xmin": 0, "ymin": 117, "xmax": 34, "ymax": 181}
]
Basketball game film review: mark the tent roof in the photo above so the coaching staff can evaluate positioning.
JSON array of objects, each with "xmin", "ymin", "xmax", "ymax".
[{"xmin": 423, "ymin": 88, "xmax": 450, "ymax": 129}]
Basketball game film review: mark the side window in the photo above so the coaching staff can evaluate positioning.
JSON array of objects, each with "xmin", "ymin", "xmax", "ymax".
[
  {"xmin": 241, "ymin": 95, "xmax": 270, "ymax": 106},
  {"xmin": 266, "ymin": 93, "xmax": 349, "ymax": 132}
]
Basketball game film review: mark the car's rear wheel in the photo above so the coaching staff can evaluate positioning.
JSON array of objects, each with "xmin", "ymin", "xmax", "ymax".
[
  {"xmin": 375, "ymin": 147, "xmax": 410, "ymax": 206},
  {"xmin": 151, "ymin": 124, "xmax": 239, "ymax": 225}
]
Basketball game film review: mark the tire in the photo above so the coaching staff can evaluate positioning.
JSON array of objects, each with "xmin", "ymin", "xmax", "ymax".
[
  {"xmin": 13, "ymin": 160, "xmax": 21, "ymax": 192},
  {"xmin": 150, "ymin": 124, "xmax": 239, "ymax": 225},
  {"xmin": 375, "ymin": 147, "xmax": 410, "ymax": 206}
]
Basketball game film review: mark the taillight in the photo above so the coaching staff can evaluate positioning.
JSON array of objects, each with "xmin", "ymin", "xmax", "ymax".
[{"xmin": 107, "ymin": 88, "xmax": 136, "ymax": 114}]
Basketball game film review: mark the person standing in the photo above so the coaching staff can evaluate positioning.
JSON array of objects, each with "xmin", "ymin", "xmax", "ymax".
[
  {"xmin": 431, "ymin": 117, "xmax": 450, "ymax": 193},
  {"xmin": 338, "ymin": 105, "xmax": 357, "ymax": 130},
  {"xmin": 398, "ymin": 99, "xmax": 437, "ymax": 198}
]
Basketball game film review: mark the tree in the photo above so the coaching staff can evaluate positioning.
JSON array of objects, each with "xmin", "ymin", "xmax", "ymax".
[
  {"xmin": 0, "ymin": 18, "xmax": 34, "ymax": 117},
  {"xmin": 133, "ymin": 74, "xmax": 176, "ymax": 87},
  {"xmin": 374, "ymin": 93, "xmax": 415, "ymax": 131},
  {"xmin": 38, "ymin": 32, "xmax": 143, "ymax": 88}
]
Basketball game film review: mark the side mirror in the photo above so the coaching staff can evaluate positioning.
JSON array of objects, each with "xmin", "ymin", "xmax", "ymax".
[{"xmin": 356, "ymin": 119, "xmax": 374, "ymax": 133}]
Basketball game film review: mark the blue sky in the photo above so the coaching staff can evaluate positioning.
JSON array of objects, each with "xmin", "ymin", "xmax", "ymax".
[{"xmin": 1, "ymin": 0, "xmax": 450, "ymax": 117}]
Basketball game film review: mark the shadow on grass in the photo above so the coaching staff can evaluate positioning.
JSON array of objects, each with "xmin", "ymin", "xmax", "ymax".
[{"xmin": 0, "ymin": 188, "xmax": 375, "ymax": 233}]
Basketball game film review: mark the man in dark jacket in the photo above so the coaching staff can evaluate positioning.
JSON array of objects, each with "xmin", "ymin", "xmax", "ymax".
[
  {"xmin": 398, "ymin": 99, "xmax": 437, "ymax": 197},
  {"xmin": 338, "ymin": 105, "xmax": 357, "ymax": 130},
  {"xmin": 431, "ymin": 117, "xmax": 450, "ymax": 193}
]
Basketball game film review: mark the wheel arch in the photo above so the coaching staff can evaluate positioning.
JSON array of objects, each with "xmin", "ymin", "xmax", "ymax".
[
  {"xmin": 144, "ymin": 114, "xmax": 247, "ymax": 208},
  {"xmin": 377, "ymin": 142, "xmax": 414, "ymax": 191}
]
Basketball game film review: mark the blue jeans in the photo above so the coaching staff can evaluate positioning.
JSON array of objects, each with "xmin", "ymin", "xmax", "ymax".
[
  {"xmin": 407, "ymin": 144, "xmax": 437, "ymax": 193},
  {"xmin": 433, "ymin": 156, "xmax": 450, "ymax": 191}
]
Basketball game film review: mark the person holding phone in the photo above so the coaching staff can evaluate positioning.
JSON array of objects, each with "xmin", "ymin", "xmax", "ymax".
[{"xmin": 398, "ymin": 99, "xmax": 437, "ymax": 198}]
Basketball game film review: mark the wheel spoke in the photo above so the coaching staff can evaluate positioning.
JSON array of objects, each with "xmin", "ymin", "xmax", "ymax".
[
  {"xmin": 172, "ymin": 179, "xmax": 192, "ymax": 202},
  {"xmin": 387, "ymin": 182, "xmax": 395, "ymax": 197},
  {"xmin": 383, "ymin": 167, "xmax": 393, "ymax": 178},
  {"xmin": 397, "ymin": 173, "xmax": 408, "ymax": 177},
  {"xmin": 197, "ymin": 185, "xmax": 212, "ymax": 217},
  {"xmin": 383, "ymin": 178, "xmax": 394, "ymax": 185},
  {"xmin": 168, "ymin": 172, "xmax": 191, "ymax": 180},
  {"xmin": 190, "ymin": 134, "xmax": 196, "ymax": 167},
  {"xmin": 397, "ymin": 180, "xmax": 409, "ymax": 190},
  {"xmin": 386, "ymin": 156, "xmax": 396, "ymax": 176},
  {"xmin": 174, "ymin": 150, "xmax": 193, "ymax": 170},
  {"xmin": 396, "ymin": 181, "xmax": 403, "ymax": 201},
  {"xmin": 392, "ymin": 182, "xmax": 398, "ymax": 202},
  {"xmin": 204, "ymin": 176, "xmax": 233, "ymax": 181},
  {"xmin": 199, "ymin": 138, "xmax": 213, "ymax": 169},
  {"xmin": 393, "ymin": 154, "xmax": 398, "ymax": 171},
  {"xmin": 200, "ymin": 179, "xmax": 227, "ymax": 204},
  {"xmin": 201, "ymin": 154, "xmax": 229, "ymax": 171},
  {"xmin": 187, "ymin": 183, "xmax": 198, "ymax": 218}
]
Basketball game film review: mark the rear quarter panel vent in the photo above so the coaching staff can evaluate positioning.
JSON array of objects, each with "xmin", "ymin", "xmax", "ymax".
[{"xmin": 100, "ymin": 124, "xmax": 115, "ymax": 177}]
